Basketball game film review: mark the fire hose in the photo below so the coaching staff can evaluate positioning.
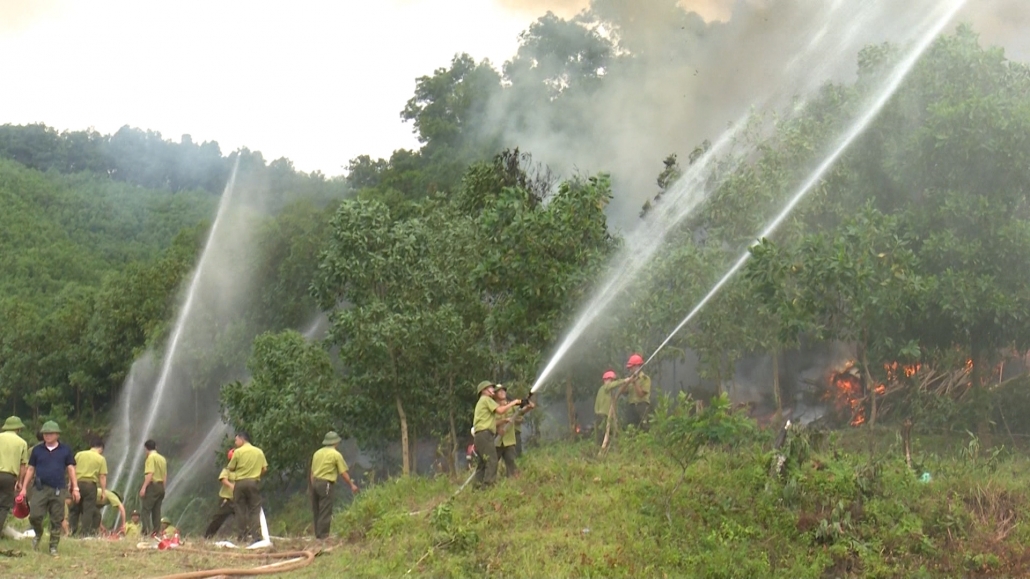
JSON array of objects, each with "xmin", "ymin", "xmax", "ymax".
[{"xmin": 151, "ymin": 548, "xmax": 317, "ymax": 579}]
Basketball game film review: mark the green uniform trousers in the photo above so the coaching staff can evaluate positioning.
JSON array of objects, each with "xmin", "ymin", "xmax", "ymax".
[
  {"xmin": 595, "ymin": 415, "xmax": 609, "ymax": 446},
  {"xmin": 310, "ymin": 479, "xmax": 336, "ymax": 539},
  {"xmin": 68, "ymin": 480, "xmax": 98, "ymax": 536},
  {"xmin": 473, "ymin": 430, "xmax": 499, "ymax": 487},
  {"xmin": 141, "ymin": 481, "xmax": 165, "ymax": 536},
  {"xmin": 233, "ymin": 478, "xmax": 262, "ymax": 542},
  {"xmin": 496, "ymin": 445, "xmax": 517, "ymax": 477},
  {"xmin": 514, "ymin": 430, "xmax": 523, "ymax": 457},
  {"xmin": 203, "ymin": 498, "xmax": 235, "ymax": 538},
  {"xmin": 29, "ymin": 485, "xmax": 65, "ymax": 551},
  {"xmin": 0, "ymin": 472, "xmax": 16, "ymax": 534},
  {"xmin": 628, "ymin": 402, "xmax": 650, "ymax": 430}
]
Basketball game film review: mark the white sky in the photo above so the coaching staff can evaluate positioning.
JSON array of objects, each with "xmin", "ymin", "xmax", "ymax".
[{"xmin": 0, "ymin": 0, "xmax": 571, "ymax": 176}]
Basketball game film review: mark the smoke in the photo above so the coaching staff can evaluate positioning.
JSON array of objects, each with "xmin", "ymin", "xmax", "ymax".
[
  {"xmin": 962, "ymin": 0, "xmax": 1030, "ymax": 61},
  {"xmin": 483, "ymin": 0, "xmax": 1027, "ymax": 229}
]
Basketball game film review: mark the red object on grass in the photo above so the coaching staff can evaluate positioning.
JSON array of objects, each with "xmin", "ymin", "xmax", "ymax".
[{"xmin": 13, "ymin": 495, "xmax": 29, "ymax": 519}]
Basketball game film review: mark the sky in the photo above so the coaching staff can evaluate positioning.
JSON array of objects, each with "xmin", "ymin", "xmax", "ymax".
[
  {"xmin": 1, "ymin": 0, "xmax": 1025, "ymax": 177},
  {"xmin": 0, "ymin": 0, "xmax": 564, "ymax": 175}
]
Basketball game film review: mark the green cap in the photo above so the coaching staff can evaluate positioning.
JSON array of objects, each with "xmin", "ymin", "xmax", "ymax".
[
  {"xmin": 476, "ymin": 380, "xmax": 494, "ymax": 394},
  {"xmin": 494, "ymin": 383, "xmax": 507, "ymax": 391},
  {"xmin": 2, "ymin": 416, "xmax": 25, "ymax": 431},
  {"xmin": 39, "ymin": 420, "xmax": 61, "ymax": 434},
  {"xmin": 161, "ymin": 516, "xmax": 171, "ymax": 524},
  {"xmin": 322, "ymin": 431, "xmax": 342, "ymax": 446}
]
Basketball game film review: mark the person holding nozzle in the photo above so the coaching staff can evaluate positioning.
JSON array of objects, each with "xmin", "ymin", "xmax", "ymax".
[
  {"xmin": 0, "ymin": 416, "xmax": 29, "ymax": 537},
  {"xmin": 18, "ymin": 420, "xmax": 79, "ymax": 556},
  {"xmin": 624, "ymin": 354, "xmax": 652, "ymax": 429},
  {"xmin": 309, "ymin": 431, "xmax": 359, "ymax": 540},
  {"xmin": 472, "ymin": 381, "xmax": 522, "ymax": 488},
  {"xmin": 203, "ymin": 448, "xmax": 237, "ymax": 539},
  {"xmin": 594, "ymin": 370, "xmax": 623, "ymax": 445},
  {"xmin": 495, "ymin": 385, "xmax": 535, "ymax": 477},
  {"xmin": 227, "ymin": 430, "xmax": 267, "ymax": 543},
  {"xmin": 69, "ymin": 436, "xmax": 107, "ymax": 536},
  {"xmin": 139, "ymin": 439, "xmax": 167, "ymax": 537}
]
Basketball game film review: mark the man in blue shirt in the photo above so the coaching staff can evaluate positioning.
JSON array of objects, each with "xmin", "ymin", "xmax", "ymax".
[{"xmin": 18, "ymin": 421, "xmax": 79, "ymax": 555}]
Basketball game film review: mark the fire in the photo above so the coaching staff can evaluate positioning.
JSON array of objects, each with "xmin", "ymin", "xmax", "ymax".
[
  {"xmin": 883, "ymin": 361, "xmax": 921, "ymax": 381},
  {"xmin": 965, "ymin": 358, "xmax": 974, "ymax": 371},
  {"xmin": 828, "ymin": 361, "xmax": 865, "ymax": 426}
]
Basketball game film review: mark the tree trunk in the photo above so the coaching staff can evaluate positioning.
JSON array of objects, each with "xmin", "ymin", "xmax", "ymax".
[
  {"xmin": 858, "ymin": 341, "xmax": 876, "ymax": 429},
  {"xmin": 566, "ymin": 375, "xmax": 576, "ymax": 434},
  {"xmin": 396, "ymin": 395, "xmax": 410, "ymax": 476},
  {"xmin": 448, "ymin": 375, "xmax": 458, "ymax": 476},
  {"xmin": 772, "ymin": 348, "xmax": 782, "ymax": 413}
]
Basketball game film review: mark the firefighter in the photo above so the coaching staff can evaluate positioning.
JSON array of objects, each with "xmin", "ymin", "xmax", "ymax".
[
  {"xmin": 226, "ymin": 431, "xmax": 267, "ymax": 543},
  {"xmin": 159, "ymin": 516, "xmax": 178, "ymax": 539},
  {"xmin": 0, "ymin": 416, "xmax": 29, "ymax": 537},
  {"xmin": 95, "ymin": 489, "xmax": 126, "ymax": 535},
  {"xmin": 624, "ymin": 354, "xmax": 652, "ymax": 429},
  {"xmin": 138, "ymin": 439, "xmax": 167, "ymax": 537},
  {"xmin": 203, "ymin": 448, "xmax": 236, "ymax": 539},
  {"xmin": 309, "ymin": 431, "xmax": 359, "ymax": 539},
  {"xmin": 124, "ymin": 510, "xmax": 142, "ymax": 538},
  {"xmin": 70, "ymin": 436, "xmax": 108, "ymax": 536},
  {"xmin": 493, "ymin": 386, "xmax": 519, "ymax": 477},
  {"xmin": 594, "ymin": 370, "xmax": 623, "ymax": 445},
  {"xmin": 472, "ymin": 381, "xmax": 522, "ymax": 488}
]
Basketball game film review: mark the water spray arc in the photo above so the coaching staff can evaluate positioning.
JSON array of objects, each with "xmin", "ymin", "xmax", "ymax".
[
  {"xmin": 110, "ymin": 158, "xmax": 241, "ymax": 493},
  {"xmin": 529, "ymin": 0, "xmax": 967, "ymax": 394},
  {"xmin": 641, "ymin": 0, "xmax": 969, "ymax": 368}
]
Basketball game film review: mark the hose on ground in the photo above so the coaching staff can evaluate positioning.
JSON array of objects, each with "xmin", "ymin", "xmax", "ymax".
[{"xmin": 151, "ymin": 548, "xmax": 316, "ymax": 579}]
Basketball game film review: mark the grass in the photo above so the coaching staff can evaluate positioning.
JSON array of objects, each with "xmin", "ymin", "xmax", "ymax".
[{"xmin": 4, "ymin": 423, "xmax": 1030, "ymax": 578}]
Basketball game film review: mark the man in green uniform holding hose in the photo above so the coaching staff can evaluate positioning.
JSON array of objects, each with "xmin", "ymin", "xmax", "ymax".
[
  {"xmin": 227, "ymin": 431, "xmax": 267, "ymax": 543},
  {"xmin": 203, "ymin": 448, "xmax": 236, "ymax": 539},
  {"xmin": 472, "ymin": 381, "xmax": 522, "ymax": 488},
  {"xmin": 594, "ymin": 370, "xmax": 623, "ymax": 445},
  {"xmin": 624, "ymin": 354, "xmax": 652, "ymax": 429},
  {"xmin": 309, "ymin": 431, "xmax": 359, "ymax": 539},
  {"xmin": 0, "ymin": 416, "xmax": 28, "ymax": 536}
]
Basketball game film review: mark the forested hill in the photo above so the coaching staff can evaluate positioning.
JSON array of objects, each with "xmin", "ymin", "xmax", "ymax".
[{"xmin": 0, "ymin": 157, "xmax": 215, "ymax": 303}]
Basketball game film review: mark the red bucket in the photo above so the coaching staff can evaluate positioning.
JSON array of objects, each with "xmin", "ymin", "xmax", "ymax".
[{"xmin": 13, "ymin": 495, "xmax": 29, "ymax": 519}]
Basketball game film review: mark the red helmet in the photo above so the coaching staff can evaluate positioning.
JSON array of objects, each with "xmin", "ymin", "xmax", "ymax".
[
  {"xmin": 13, "ymin": 494, "xmax": 29, "ymax": 519},
  {"xmin": 602, "ymin": 370, "xmax": 616, "ymax": 381},
  {"xmin": 626, "ymin": 354, "xmax": 644, "ymax": 368},
  {"xmin": 227, "ymin": 448, "xmax": 235, "ymax": 461}
]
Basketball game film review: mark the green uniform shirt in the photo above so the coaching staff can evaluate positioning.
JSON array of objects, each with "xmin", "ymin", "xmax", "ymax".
[
  {"xmin": 227, "ymin": 442, "xmax": 267, "ymax": 480},
  {"xmin": 0, "ymin": 431, "xmax": 28, "ymax": 476},
  {"xmin": 594, "ymin": 379, "xmax": 624, "ymax": 417},
  {"xmin": 162, "ymin": 525, "xmax": 178, "ymax": 537},
  {"xmin": 625, "ymin": 373, "xmax": 652, "ymax": 404},
  {"xmin": 498, "ymin": 408, "xmax": 518, "ymax": 447},
  {"xmin": 98, "ymin": 488, "xmax": 121, "ymax": 508},
  {"xmin": 218, "ymin": 468, "xmax": 235, "ymax": 500},
  {"xmin": 74, "ymin": 449, "xmax": 108, "ymax": 483},
  {"xmin": 125, "ymin": 522, "xmax": 141, "ymax": 538},
  {"xmin": 145, "ymin": 451, "xmax": 168, "ymax": 482},
  {"xmin": 311, "ymin": 446, "xmax": 348, "ymax": 482},
  {"xmin": 473, "ymin": 395, "xmax": 500, "ymax": 434}
]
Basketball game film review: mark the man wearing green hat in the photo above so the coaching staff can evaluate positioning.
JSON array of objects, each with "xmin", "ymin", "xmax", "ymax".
[
  {"xmin": 18, "ymin": 420, "xmax": 79, "ymax": 555},
  {"xmin": 472, "ymin": 381, "xmax": 522, "ymax": 488},
  {"xmin": 309, "ymin": 431, "xmax": 359, "ymax": 539},
  {"xmin": 0, "ymin": 416, "xmax": 29, "ymax": 536}
]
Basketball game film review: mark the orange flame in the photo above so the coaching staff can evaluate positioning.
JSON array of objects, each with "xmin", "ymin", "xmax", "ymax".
[{"xmin": 828, "ymin": 361, "xmax": 865, "ymax": 426}]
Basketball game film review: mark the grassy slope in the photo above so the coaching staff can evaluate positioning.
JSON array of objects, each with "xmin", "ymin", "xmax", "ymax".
[{"xmin": 2, "ymin": 429, "xmax": 1029, "ymax": 578}]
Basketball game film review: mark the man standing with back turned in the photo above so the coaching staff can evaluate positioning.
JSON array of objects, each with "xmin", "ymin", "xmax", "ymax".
[
  {"xmin": 309, "ymin": 431, "xmax": 359, "ymax": 540},
  {"xmin": 18, "ymin": 421, "xmax": 79, "ymax": 556},
  {"xmin": 0, "ymin": 416, "xmax": 29, "ymax": 536},
  {"xmin": 227, "ymin": 431, "xmax": 267, "ymax": 544},
  {"xmin": 138, "ymin": 439, "xmax": 167, "ymax": 537},
  {"xmin": 71, "ymin": 436, "xmax": 108, "ymax": 536}
]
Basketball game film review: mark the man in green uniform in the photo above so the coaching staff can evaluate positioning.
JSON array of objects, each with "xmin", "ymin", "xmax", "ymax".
[
  {"xmin": 594, "ymin": 370, "xmax": 623, "ymax": 445},
  {"xmin": 138, "ymin": 439, "xmax": 167, "ymax": 537},
  {"xmin": 0, "ymin": 416, "xmax": 29, "ymax": 536},
  {"xmin": 160, "ymin": 516, "xmax": 178, "ymax": 539},
  {"xmin": 309, "ymin": 431, "xmax": 359, "ymax": 539},
  {"xmin": 226, "ymin": 431, "xmax": 267, "ymax": 543},
  {"xmin": 472, "ymin": 381, "xmax": 522, "ymax": 488},
  {"xmin": 18, "ymin": 420, "xmax": 79, "ymax": 555},
  {"xmin": 493, "ymin": 386, "xmax": 521, "ymax": 478},
  {"xmin": 70, "ymin": 436, "xmax": 108, "ymax": 536},
  {"xmin": 203, "ymin": 448, "xmax": 236, "ymax": 539},
  {"xmin": 624, "ymin": 354, "xmax": 652, "ymax": 429},
  {"xmin": 94, "ymin": 489, "xmax": 125, "ymax": 535},
  {"xmin": 124, "ymin": 510, "xmax": 142, "ymax": 539}
]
